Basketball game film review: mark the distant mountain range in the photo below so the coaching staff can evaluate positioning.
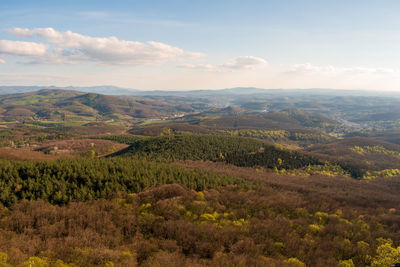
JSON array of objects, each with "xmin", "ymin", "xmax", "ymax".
[{"xmin": 1, "ymin": 85, "xmax": 400, "ymax": 97}]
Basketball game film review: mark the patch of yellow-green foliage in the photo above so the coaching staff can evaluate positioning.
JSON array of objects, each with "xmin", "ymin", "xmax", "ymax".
[
  {"xmin": 363, "ymin": 168, "xmax": 400, "ymax": 179},
  {"xmin": 0, "ymin": 250, "xmax": 135, "ymax": 267},
  {"xmin": 339, "ymin": 259, "xmax": 355, "ymax": 267},
  {"xmin": 177, "ymin": 191, "xmax": 250, "ymax": 229},
  {"xmin": 137, "ymin": 119, "xmax": 173, "ymax": 126},
  {"xmin": 222, "ymin": 129, "xmax": 289, "ymax": 140},
  {"xmin": 352, "ymin": 145, "xmax": 400, "ymax": 158},
  {"xmin": 274, "ymin": 162, "xmax": 349, "ymax": 177},
  {"xmin": 284, "ymin": 257, "xmax": 306, "ymax": 266},
  {"xmin": 370, "ymin": 238, "xmax": 400, "ymax": 267}
]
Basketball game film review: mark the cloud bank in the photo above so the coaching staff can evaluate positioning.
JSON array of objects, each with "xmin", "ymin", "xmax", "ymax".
[
  {"xmin": 3, "ymin": 27, "xmax": 203, "ymax": 65},
  {"xmin": 223, "ymin": 56, "xmax": 267, "ymax": 69},
  {"xmin": 1, "ymin": 27, "xmax": 267, "ymax": 72},
  {"xmin": 179, "ymin": 56, "xmax": 268, "ymax": 72},
  {"xmin": 0, "ymin": 40, "xmax": 47, "ymax": 56}
]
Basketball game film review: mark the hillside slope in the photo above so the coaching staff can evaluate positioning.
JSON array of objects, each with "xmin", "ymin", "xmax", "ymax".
[{"xmin": 0, "ymin": 89, "xmax": 204, "ymax": 122}]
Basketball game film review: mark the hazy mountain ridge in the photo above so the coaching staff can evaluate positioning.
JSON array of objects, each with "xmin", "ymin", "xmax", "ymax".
[{"xmin": 2, "ymin": 85, "xmax": 400, "ymax": 97}]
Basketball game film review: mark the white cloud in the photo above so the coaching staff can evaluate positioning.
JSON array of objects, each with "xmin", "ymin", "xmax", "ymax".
[
  {"xmin": 0, "ymin": 59, "xmax": 5, "ymax": 64},
  {"xmin": 222, "ymin": 56, "xmax": 268, "ymax": 69},
  {"xmin": 4, "ymin": 28, "xmax": 33, "ymax": 38},
  {"xmin": 179, "ymin": 56, "xmax": 268, "ymax": 72},
  {"xmin": 4, "ymin": 27, "xmax": 203, "ymax": 65},
  {"xmin": 0, "ymin": 40, "xmax": 47, "ymax": 56}
]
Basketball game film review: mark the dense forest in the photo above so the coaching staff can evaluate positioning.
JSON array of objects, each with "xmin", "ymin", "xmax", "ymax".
[
  {"xmin": 108, "ymin": 134, "xmax": 368, "ymax": 178},
  {"xmin": 111, "ymin": 134, "xmax": 266, "ymax": 161},
  {"xmin": 0, "ymin": 158, "xmax": 247, "ymax": 206}
]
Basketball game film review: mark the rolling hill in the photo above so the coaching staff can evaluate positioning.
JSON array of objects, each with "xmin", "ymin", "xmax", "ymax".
[
  {"xmin": 111, "ymin": 134, "xmax": 326, "ymax": 172},
  {"xmin": 306, "ymin": 137, "xmax": 400, "ymax": 173},
  {"xmin": 0, "ymin": 89, "xmax": 205, "ymax": 122}
]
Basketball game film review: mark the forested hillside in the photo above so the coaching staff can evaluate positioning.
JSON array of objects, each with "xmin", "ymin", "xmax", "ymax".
[
  {"xmin": 111, "ymin": 134, "xmax": 326, "ymax": 171},
  {"xmin": 0, "ymin": 158, "xmax": 246, "ymax": 206},
  {"xmin": 112, "ymin": 134, "xmax": 265, "ymax": 160},
  {"xmin": 0, "ymin": 162, "xmax": 400, "ymax": 266},
  {"xmin": 0, "ymin": 89, "xmax": 203, "ymax": 122},
  {"xmin": 0, "ymin": 89, "xmax": 400, "ymax": 266}
]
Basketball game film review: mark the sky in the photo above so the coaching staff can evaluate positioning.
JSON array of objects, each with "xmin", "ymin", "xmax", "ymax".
[{"xmin": 1, "ymin": 0, "xmax": 400, "ymax": 90}]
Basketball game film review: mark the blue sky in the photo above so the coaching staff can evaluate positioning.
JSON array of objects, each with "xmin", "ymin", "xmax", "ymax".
[{"xmin": 1, "ymin": 0, "xmax": 400, "ymax": 90}]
